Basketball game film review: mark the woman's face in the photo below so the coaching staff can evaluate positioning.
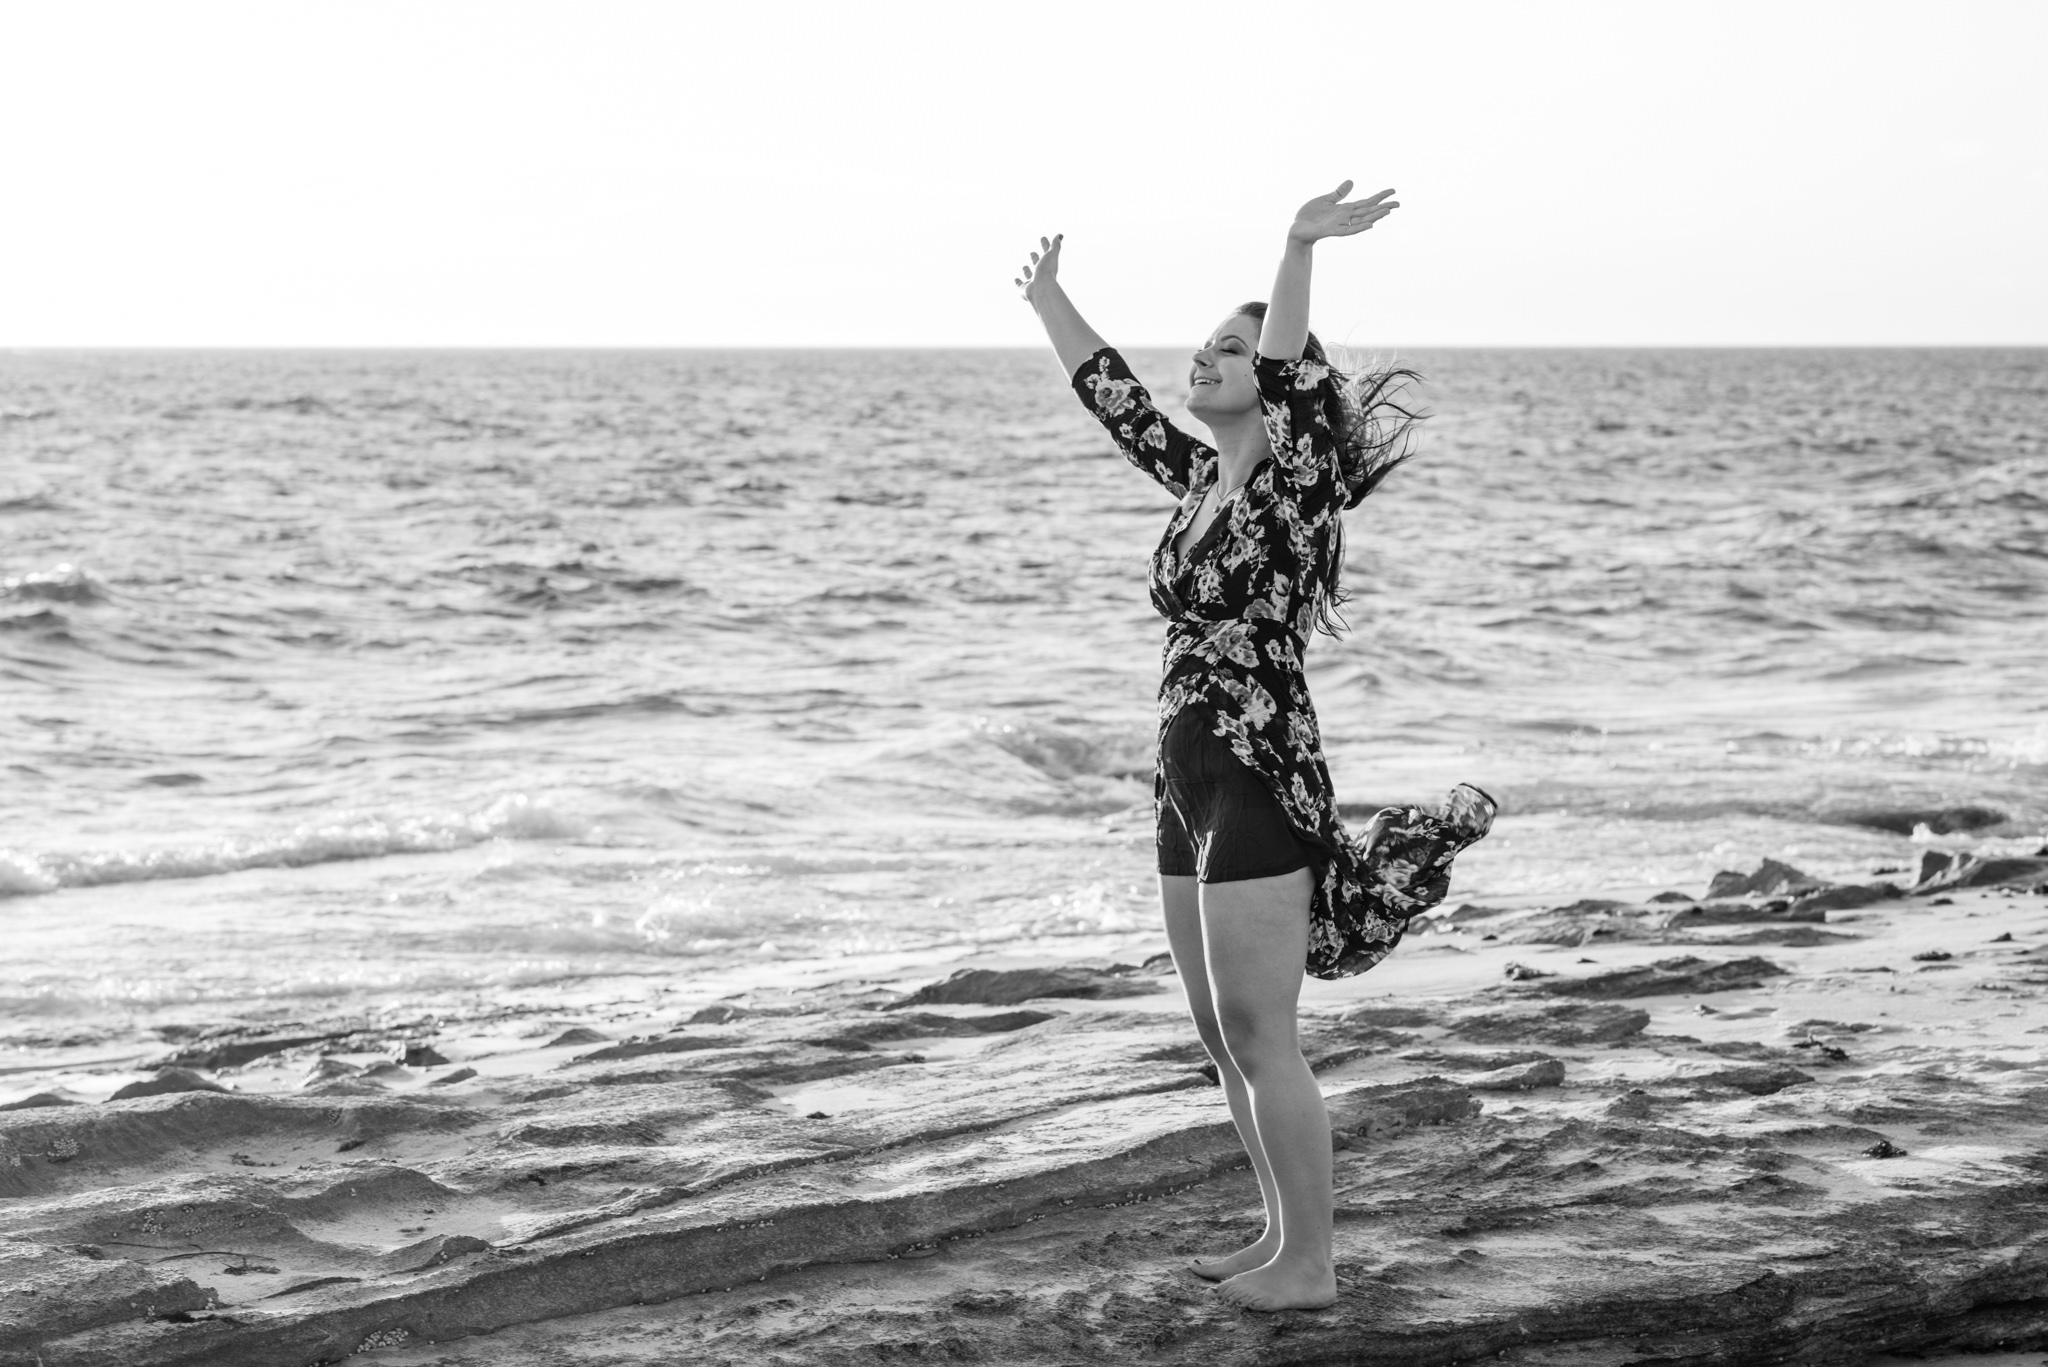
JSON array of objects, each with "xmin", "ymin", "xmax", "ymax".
[{"xmin": 1186, "ymin": 313, "xmax": 1262, "ymax": 418}]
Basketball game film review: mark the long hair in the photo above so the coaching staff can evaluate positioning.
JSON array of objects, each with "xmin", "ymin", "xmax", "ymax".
[{"xmin": 1235, "ymin": 301, "xmax": 1425, "ymax": 635}]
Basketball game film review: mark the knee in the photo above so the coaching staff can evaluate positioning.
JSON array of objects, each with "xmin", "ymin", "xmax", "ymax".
[
  {"xmin": 1186, "ymin": 1005, "xmax": 1230, "ymax": 1063},
  {"xmin": 1215, "ymin": 1004, "xmax": 1294, "ymax": 1078}
]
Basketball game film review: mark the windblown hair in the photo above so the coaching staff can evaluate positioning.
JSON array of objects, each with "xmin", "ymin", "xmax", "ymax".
[{"xmin": 1235, "ymin": 301, "xmax": 1426, "ymax": 635}]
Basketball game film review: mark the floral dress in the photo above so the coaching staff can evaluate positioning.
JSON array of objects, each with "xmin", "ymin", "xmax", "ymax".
[{"xmin": 1072, "ymin": 347, "xmax": 1495, "ymax": 978}]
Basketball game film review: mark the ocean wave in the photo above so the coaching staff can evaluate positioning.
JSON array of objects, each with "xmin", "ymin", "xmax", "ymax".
[
  {"xmin": 1819, "ymin": 655, "xmax": 1966, "ymax": 681},
  {"xmin": 0, "ymin": 608, "xmax": 70, "ymax": 635},
  {"xmin": 1488, "ymin": 788, "xmax": 2038, "ymax": 839},
  {"xmin": 219, "ymin": 394, "xmax": 338, "ymax": 417},
  {"xmin": 805, "ymin": 585, "xmax": 928, "ymax": 606},
  {"xmin": 975, "ymin": 718, "xmax": 1151, "ymax": 782},
  {"xmin": 430, "ymin": 559, "xmax": 703, "ymax": 605},
  {"xmin": 0, "ymin": 564, "xmax": 106, "ymax": 604},
  {"xmin": 953, "ymin": 881, "xmax": 1155, "ymax": 943},
  {"xmin": 0, "ymin": 792, "xmax": 591, "ymax": 899}
]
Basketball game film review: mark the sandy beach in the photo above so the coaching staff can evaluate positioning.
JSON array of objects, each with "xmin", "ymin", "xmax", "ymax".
[{"xmin": 7, "ymin": 847, "xmax": 2048, "ymax": 1365}]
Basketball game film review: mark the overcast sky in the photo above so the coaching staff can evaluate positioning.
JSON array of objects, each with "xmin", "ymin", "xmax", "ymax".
[{"xmin": 3, "ymin": 0, "xmax": 2042, "ymax": 347}]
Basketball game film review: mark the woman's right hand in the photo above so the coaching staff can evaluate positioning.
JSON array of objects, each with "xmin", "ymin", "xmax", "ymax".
[
  {"xmin": 1015, "ymin": 232, "xmax": 1104, "ymax": 373},
  {"xmin": 1014, "ymin": 234, "xmax": 1063, "ymax": 304}
]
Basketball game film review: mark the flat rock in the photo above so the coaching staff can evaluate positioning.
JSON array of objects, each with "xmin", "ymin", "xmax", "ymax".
[
  {"xmin": 300, "ymin": 1058, "xmax": 361, "ymax": 1087},
  {"xmin": 1544, "ymin": 898, "xmax": 1635, "ymax": 917},
  {"xmin": 107, "ymin": 1068, "xmax": 229, "ymax": 1102},
  {"xmin": 888, "ymin": 966, "xmax": 1164, "ymax": 1009},
  {"xmin": 1465, "ymin": 1058, "xmax": 1567, "ymax": 1091},
  {"xmin": 544, "ymin": 1027, "xmax": 609, "ymax": 1047},
  {"xmin": 155, "ymin": 1030, "xmax": 354, "ymax": 1070},
  {"xmin": 1662, "ymin": 900, "xmax": 1827, "ymax": 926},
  {"xmin": 1499, "ymin": 907, "xmax": 1655, "ymax": 947},
  {"xmin": 828, "ymin": 1010, "xmax": 1057, "ymax": 1045},
  {"xmin": 1706, "ymin": 858, "xmax": 1827, "ymax": 899},
  {"xmin": 1685, "ymin": 1062, "xmax": 1815, "ymax": 1096},
  {"xmin": 373, "ymin": 1233, "xmax": 492, "ymax": 1274},
  {"xmin": 1793, "ymin": 883, "xmax": 1901, "ymax": 912},
  {"xmin": 1694, "ymin": 925, "xmax": 1860, "ymax": 948},
  {"xmin": 0, "ymin": 1243, "xmax": 215, "ymax": 1353},
  {"xmin": 1399, "ymin": 1049, "xmax": 1561, "ymax": 1073},
  {"xmin": 1916, "ymin": 852, "xmax": 2048, "ymax": 893},
  {"xmin": 1335, "ymin": 1005, "xmax": 1435, "ymax": 1028},
  {"xmin": 567, "ymin": 1035, "xmax": 737, "ymax": 1065},
  {"xmin": 1449, "ymin": 1001, "xmax": 1651, "ymax": 1045},
  {"xmin": 1531, "ymin": 955, "xmax": 1788, "ymax": 999}
]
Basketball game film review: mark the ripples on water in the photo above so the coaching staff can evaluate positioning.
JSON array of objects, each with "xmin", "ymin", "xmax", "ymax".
[{"xmin": 2, "ymin": 348, "xmax": 2043, "ymax": 1036}]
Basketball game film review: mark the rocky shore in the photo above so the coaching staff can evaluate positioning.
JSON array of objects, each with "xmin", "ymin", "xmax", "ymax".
[{"xmin": 7, "ymin": 850, "xmax": 2048, "ymax": 1366}]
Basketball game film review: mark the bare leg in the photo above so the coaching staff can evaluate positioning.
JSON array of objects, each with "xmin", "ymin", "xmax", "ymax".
[
  {"xmin": 1159, "ymin": 875, "xmax": 1284, "ymax": 1281},
  {"xmin": 1202, "ymin": 866, "xmax": 1338, "ymax": 1311}
]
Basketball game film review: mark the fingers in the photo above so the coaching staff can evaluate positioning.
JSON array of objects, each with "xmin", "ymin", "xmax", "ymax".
[
  {"xmin": 1330, "ymin": 199, "xmax": 1399, "ymax": 237},
  {"xmin": 1332, "ymin": 179, "xmax": 1354, "ymax": 200},
  {"xmin": 1016, "ymin": 233, "xmax": 1061, "ymax": 294}
]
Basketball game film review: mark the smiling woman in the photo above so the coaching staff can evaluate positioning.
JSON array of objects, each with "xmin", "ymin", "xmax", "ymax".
[{"xmin": 1013, "ymin": 185, "xmax": 1496, "ymax": 1312}]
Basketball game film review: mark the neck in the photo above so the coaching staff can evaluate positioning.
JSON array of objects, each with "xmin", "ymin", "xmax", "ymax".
[{"xmin": 1200, "ymin": 410, "xmax": 1270, "ymax": 490}]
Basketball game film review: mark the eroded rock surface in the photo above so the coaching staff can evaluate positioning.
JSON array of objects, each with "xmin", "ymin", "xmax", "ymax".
[
  {"xmin": 7, "ymin": 882, "xmax": 2048, "ymax": 1366},
  {"xmin": 889, "ymin": 966, "xmax": 1165, "ymax": 1008}
]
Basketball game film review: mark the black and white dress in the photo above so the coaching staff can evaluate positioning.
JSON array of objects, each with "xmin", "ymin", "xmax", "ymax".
[{"xmin": 1073, "ymin": 346, "xmax": 1494, "ymax": 978}]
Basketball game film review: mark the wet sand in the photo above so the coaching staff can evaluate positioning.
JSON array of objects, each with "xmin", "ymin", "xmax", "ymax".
[{"xmin": 7, "ymin": 853, "xmax": 2048, "ymax": 1366}]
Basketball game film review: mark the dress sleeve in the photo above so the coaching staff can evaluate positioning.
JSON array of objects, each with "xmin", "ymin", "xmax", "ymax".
[
  {"xmin": 1254, "ymin": 354, "xmax": 1342, "ymax": 507},
  {"xmin": 1071, "ymin": 347, "xmax": 1210, "ymax": 499}
]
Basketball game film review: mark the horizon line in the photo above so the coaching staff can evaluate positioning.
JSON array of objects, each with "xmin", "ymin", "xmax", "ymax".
[{"xmin": 8, "ymin": 341, "xmax": 2047, "ymax": 353}]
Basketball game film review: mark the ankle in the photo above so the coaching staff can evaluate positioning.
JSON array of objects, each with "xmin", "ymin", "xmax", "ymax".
[{"xmin": 1265, "ymin": 1251, "xmax": 1334, "ymax": 1275}]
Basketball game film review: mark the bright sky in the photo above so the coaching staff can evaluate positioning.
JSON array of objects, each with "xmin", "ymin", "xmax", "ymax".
[{"xmin": 3, "ymin": 1, "xmax": 2042, "ymax": 347}]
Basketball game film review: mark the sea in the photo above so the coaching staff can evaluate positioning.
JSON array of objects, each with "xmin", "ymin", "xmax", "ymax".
[{"xmin": 3, "ymin": 347, "xmax": 2044, "ymax": 1052}]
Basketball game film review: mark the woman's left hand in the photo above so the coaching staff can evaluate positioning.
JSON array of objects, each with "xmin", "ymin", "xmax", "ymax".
[{"xmin": 1287, "ymin": 180, "xmax": 1398, "ymax": 244}]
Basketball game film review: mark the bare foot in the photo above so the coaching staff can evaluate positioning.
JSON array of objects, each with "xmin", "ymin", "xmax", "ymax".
[
  {"xmin": 1187, "ymin": 1234, "xmax": 1279, "ymax": 1282},
  {"xmin": 1215, "ymin": 1258, "xmax": 1339, "ymax": 1312}
]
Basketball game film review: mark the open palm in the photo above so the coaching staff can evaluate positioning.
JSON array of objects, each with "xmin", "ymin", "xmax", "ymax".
[
  {"xmin": 1014, "ymin": 234, "xmax": 1063, "ymax": 303},
  {"xmin": 1288, "ymin": 181, "xmax": 1398, "ymax": 244}
]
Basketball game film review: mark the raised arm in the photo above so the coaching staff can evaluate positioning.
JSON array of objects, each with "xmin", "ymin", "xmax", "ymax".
[
  {"xmin": 1020, "ymin": 234, "xmax": 1209, "ymax": 495},
  {"xmin": 1258, "ymin": 181, "xmax": 1400, "ymax": 362},
  {"xmin": 1015, "ymin": 234, "xmax": 1107, "ymax": 379}
]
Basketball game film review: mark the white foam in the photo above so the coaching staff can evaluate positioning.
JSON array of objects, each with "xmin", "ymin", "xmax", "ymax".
[{"xmin": 0, "ymin": 791, "xmax": 591, "ymax": 898}]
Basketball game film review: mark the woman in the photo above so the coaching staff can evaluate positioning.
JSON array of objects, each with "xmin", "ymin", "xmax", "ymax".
[{"xmin": 1015, "ymin": 182, "xmax": 1494, "ymax": 1312}]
